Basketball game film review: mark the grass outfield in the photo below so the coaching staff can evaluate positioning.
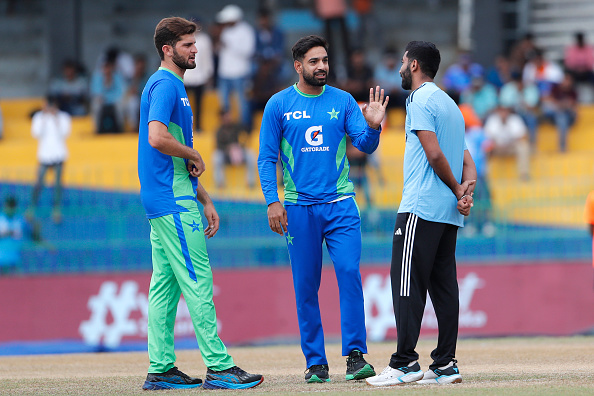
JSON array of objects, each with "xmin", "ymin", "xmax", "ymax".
[{"xmin": 0, "ymin": 337, "xmax": 592, "ymax": 395}]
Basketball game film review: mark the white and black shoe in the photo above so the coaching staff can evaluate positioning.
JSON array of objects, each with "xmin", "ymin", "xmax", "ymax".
[
  {"xmin": 417, "ymin": 360, "xmax": 462, "ymax": 384},
  {"xmin": 365, "ymin": 361, "xmax": 424, "ymax": 386}
]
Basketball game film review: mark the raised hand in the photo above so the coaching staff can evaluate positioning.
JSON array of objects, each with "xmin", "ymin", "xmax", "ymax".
[{"xmin": 362, "ymin": 86, "xmax": 389, "ymax": 130}]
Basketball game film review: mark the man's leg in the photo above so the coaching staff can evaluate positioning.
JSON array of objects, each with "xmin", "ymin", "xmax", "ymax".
[
  {"xmin": 147, "ymin": 221, "xmax": 182, "ymax": 374},
  {"xmin": 322, "ymin": 198, "xmax": 367, "ymax": 356},
  {"xmin": 389, "ymin": 213, "xmax": 443, "ymax": 367},
  {"xmin": 428, "ymin": 224, "xmax": 459, "ymax": 370},
  {"xmin": 285, "ymin": 204, "xmax": 326, "ymax": 368},
  {"xmin": 150, "ymin": 212, "xmax": 234, "ymax": 371},
  {"xmin": 31, "ymin": 164, "xmax": 48, "ymax": 208}
]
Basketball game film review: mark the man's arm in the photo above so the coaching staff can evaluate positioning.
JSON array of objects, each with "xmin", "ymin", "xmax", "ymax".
[
  {"xmin": 195, "ymin": 180, "xmax": 219, "ymax": 238},
  {"xmin": 148, "ymin": 120, "xmax": 205, "ymax": 177},
  {"xmin": 348, "ymin": 87, "xmax": 388, "ymax": 154},
  {"xmin": 417, "ymin": 130, "xmax": 476, "ymax": 201},
  {"xmin": 257, "ymin": 99, "xmax": 287, "ymax": 235}
]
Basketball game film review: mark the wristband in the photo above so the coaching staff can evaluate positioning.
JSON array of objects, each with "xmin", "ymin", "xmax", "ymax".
[{"xmin": 459, "ymin": 194, "xmax": 468, "ymax": 201}]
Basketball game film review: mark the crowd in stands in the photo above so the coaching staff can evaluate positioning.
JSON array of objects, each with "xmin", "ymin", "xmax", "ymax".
[{"xmin": 4, "ymin": 3, "xmax": 594, "ymax": 223}]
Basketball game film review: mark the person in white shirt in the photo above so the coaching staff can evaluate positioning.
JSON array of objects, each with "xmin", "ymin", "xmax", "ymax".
[
  {"xmin": 184, "ymin": 18, "xmax": 214, "ymax": 132},
  {"xmin": 215, "ymin": 4, "xmax": 255, "ymax": 130},
  {"xmin": 484, "ymin": 105, "xmax": 530, "ymax": 180},
  {"xmin": 29, "ymin": 95, "xmax": 71, "ymax": 223}
]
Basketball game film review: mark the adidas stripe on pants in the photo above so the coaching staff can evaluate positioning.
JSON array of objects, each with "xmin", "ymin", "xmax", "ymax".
[{"xmin": 389, "ymin": 212, "xmax": 460, "ymax": 370}]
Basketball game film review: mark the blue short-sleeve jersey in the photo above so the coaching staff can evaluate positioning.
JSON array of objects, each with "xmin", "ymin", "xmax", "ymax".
[
  {"xmin": 399, "ymin": 82, "xmax": 466, "ymax": 227},
  {"xmin": 138, "ymin": 67, "xmax": 198, "ymax": 219},
  {"xmin": 258, "ymin": 84, "xmax": 381, "ymax": 206}
]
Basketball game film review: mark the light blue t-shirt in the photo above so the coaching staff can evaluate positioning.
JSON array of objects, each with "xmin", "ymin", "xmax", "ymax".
[
  {"xmin": 258, "ymin": 84, "xmax": 381, "ymax": 206},
  {"xmin": 399, "ymin": 82, "xmax": 466, "ymax": 227}
]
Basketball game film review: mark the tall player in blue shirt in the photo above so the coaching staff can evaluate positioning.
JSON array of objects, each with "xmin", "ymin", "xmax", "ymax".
[
  {"xmin": 258, "ymin": 35, "xmax": 389, "ymax": 383},
  {"xmin": 366, "ymin": 41, "xmax": 476, "ymax": 387},
  {"xmin": 138, "ymin": 17, "xmax": 262, "ymax": 391}
]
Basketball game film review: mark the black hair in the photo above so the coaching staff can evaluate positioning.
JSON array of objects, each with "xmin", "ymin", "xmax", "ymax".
[
  {"xmin": 404, "ymin": 41, "xmax": 441, "ymax": 79},
  {"xmin": 292, "ymin": 35, "xmax": 328, "ymax": 62}
]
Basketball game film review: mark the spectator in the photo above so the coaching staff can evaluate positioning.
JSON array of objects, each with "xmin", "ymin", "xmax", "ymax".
[
  {"xmin": 484, "ymin": 105, "xmax": 530, "ymax": 180},
  {"xmin": 564, "ymin": 32, "xmax": 594, "ymax": 86},
  {"xmin": 541, "ymin": 72, "xmax": 578, "ymax": 152},
  {"xmin": 442, "ymin": 51, "xmax": 483, "ymax": 103},
  {"xmin": 96, "ymin": 46, "xmax": 135, "ymax": 83},
  {"xmin": 213, "ymin": 109, "xmax": 256, "ymax": 189},
  {"xmin": 459, "ymin": 104, "xmax": 495, "ymax": 237},
  {"xmin": 374, "ymin": 46, "xmax": 406, "ymax": 108},
  {"xmin": 342, "ymin": 48, "xmax": 374, "ymax": 103},
  {"xmin": 485, "ymin": 55, "xmax": 512, "ymax": 90},
  {"xmin": 184, "ymin": 16, "xmax": 214, "ymax": 133},
  {"xmin": 48, "ymin": 59, "xmax": 89, "ymax": 116},
  {"xmin": 250, "ymin": 7, "xmax": 285, "ymax": 130},
  {"xmin": 353, "ymin": 0, "xmax": 381, "ymax": 52},
  {"xmin": 460, "ymin": 74, "xmax": 498, "ymax": 121},
  {"xmin": 29, "ymin": 96, "xmax": 71, "ymax": 223},
  {"xmin": 91, "ymin": 57, "xmax": 126, "ymax": 133},
  {"xmin": 313, "ymin": 0, "xmax": 350, "ymax": 81},
  {"xmin": 509, "ymin": 32, "xmax": 537, "ymax": 75},
  {"xmin": 123, "ymin": 53, "xmax": 150, "ymax": 132},
  {"xmin": 215, "ymin": 4, "xmax": 255, "ymax": 130},
  {"xmin": 499, "ymin": 72, "xmax": 540, "ymax": 147},
  {"xmin": 0, "ymin": 196, "xmax": 40, "ymax": 274},
  {"xmin": 523, "ymin": 48, "xmax": 564, "ymax": 98}
]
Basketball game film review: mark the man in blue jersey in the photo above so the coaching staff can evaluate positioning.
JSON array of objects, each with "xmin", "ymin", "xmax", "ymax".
[
  {"xmin": 258, "ymin": 35, "xmax": 389, "ymax": 383},
  {"xmin": 366, "ymin": 41, "xmax": 476, "ymax": 387},
  {"xmin": 138, "ymin": 17, "xmax": 262, "ymax": 391}
]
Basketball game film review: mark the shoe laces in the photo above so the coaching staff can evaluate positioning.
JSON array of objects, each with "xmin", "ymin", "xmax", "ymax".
[
  {"xmin": 380, "ymin": 366, "xmax": 394, "ymax": 375},
  {"xmin": 346, "ymin": 350, "xmax": 364, "ymax": 369},
  {"xmin": 167, "ymin": 367, "xmax": 189, "ymax": 379},
  {"xmin": 304, "ymin": 364, "xmax": 327, "ymax": 374}
]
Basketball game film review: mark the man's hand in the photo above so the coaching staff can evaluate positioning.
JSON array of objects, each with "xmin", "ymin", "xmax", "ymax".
[
  {"xmin": 187, "ymin": 155, "xmax": 206, "ymax": 178},
  {"xmin": 267, "ymin": 201, "xmax": 288, "ymax": 235},
  {"xmin": 362, "ymin": 85, "xmax": 389, "ymax": 130},
  {"xmin": 457, "ymin": 194, "xmax": 474, "ymax": 216},
  {"xmin": 203, "ymin": 202, "xmax": 220, "ymax": 238}
]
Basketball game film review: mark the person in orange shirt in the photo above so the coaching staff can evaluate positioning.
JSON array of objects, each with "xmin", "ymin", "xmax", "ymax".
[{"xmin": 585, "ymin": 191, "xmax": 594, "ymax": 282}]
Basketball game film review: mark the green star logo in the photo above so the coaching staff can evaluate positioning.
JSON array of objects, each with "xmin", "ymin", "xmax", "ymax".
[
  {"xmin": 327, "ymin": 108, "xmax": 340, "ymax": 120},
  {"xmin": 286, "ymin": 232, "xmax": 294, "ymax": 245}
]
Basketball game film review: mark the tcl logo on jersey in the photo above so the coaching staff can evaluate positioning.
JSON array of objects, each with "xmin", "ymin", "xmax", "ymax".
[
  {"xmin": 283, "ymin": 110, "xmax": 311, "ymax": 120},
  {"xmin": 302, "ymin": 125, "xmax": 329, "ymax": 152}
]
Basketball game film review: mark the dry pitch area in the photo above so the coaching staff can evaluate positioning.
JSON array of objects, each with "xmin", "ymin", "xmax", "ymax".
[{"xmin": 0, "ymin": 336, "xmax": 592, "ymax": 395}]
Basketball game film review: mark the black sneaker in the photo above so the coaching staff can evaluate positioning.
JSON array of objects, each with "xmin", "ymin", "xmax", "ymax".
[
  {"xmin": 202, "ymin": 366, "xmax": 263, "ymax": 389},
  {"xmin": 142, "ymin": 366, "xmax": 202, "ymax": 390},
  {"xmin": 304, "ymin": 364, "xmax": 330, "ymax": 383},
  {"xmin": 346, "ymin": 350, "xmax": 376, "ymax": 380}
]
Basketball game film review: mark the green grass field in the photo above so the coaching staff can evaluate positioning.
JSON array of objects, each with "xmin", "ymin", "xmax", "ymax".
[{"xmin": 0, "ymin": 336, "xmax": 592, "ymax": 395}]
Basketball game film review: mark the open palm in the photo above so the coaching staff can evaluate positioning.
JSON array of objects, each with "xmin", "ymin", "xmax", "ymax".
[{"xmin": 362, "ymin": 86, "xmax": 389, "ymax": 129}]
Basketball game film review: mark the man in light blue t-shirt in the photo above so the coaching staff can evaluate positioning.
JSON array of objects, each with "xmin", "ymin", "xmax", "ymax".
[{"xmin": 367, "ymin": 41, "xmax": 477, "ymax": 387}]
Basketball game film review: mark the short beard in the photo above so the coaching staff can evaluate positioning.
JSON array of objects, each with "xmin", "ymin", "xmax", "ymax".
[
  {"xmin": 172, "ymin": 48, "xmax": 195, "ymax": 70},
  {"xmin": 303, "ymin": 69, "xmax": 326, "ymax": 87},
  {"xmin": 401, "ymin": 64, "xmax": 412, "ymax": 90}
]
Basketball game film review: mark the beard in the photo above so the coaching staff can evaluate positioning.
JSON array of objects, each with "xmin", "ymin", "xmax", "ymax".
[
  {"xmin": 172, "ymin": 48, "xmax": 195, "ymax": 70},
  {"xmin": 401, "ymin": 64, "xmax": 412, "ymax": 90},
  {"xmin": 303, "ymin": 68, "xmax": 327, "ymax": 86}
]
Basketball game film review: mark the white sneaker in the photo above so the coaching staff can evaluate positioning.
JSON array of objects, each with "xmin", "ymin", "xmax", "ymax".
[
  {"xmin": 417, "ymin": 360, "xmax": 462, "ymax": 384},
  {"xmin": 365, "ymin": 361, "xmax": 424, "ymax": 386}
]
